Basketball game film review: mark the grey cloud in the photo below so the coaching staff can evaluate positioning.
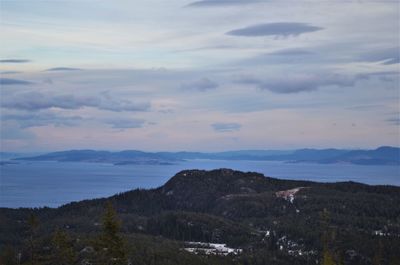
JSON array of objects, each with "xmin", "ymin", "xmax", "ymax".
[
  {"xmin": 386, "ymin": 117, "xmax": 400, "ymax": 126},
  {"xmin": 187, "ymin": 0, "xmax": 263, "ymax": 7},
  {"xmin": 359, "ymin": 47, "xmax": 399, "ymax": 65},
  {"xmin": 1, "ymin": 112, "xmax": 83, "ymax": 128},
  {"xmin": 0, "ymin": 78, "xmax": 34, "ymax": 85},
  {"xmin": 106, "ymin": 118, "xmax": 146, "ymax": 129},
  {"xmin": 383, "ymin": 58, "xmax": 400, "ymax": 65},
  {"xmin": 212, "ymin": 122, "xmax": 242, "ymax": 132},
  {"xmin": 1, "ymin": 71, "xmax": 22, "ymax": 74},
  {"xmin": 268, "ymin": 49, "xmax": 314, "ymax": 56},
  {"xmin": 347, "ymin": 104, "xmax": 385, "ymax": 111},
  {"xmin": 357, "ymin": 71, "xmax": 399, "ymax": 83},
  {"xmin": 237, "ymin": 74, "xmax": 356, "ymax": 93},
  {"xmin": 0, "ymin": 59, "xmax": 31, "ymax": 63},
  {"xmin": 226, "ymin": 22, "xmax": 323, "ymax": 37},
  {"xmin": 239, "ymin": 49, "xmax": 316, "ymax": 65},
  {"xmin": 0, "ymin": 123, "xmax": 36, "ymax": 140},
  {"xmin": 45, "ymin": 67, "xmax": 82, "ymax": 72},
  {"xmin": 181, "ymin": 78, "xmax": 219, "ymax": 91},
  {"xmin": 175, "ymin": 44, "xmax": 236, "ymax": 53},
  {"xmin": 357, "ymin": 71, "xmax": 399, "ymax": 77},
  {"xmin": 2, "ymin": 92, "xmax": 150, "ymax": 112}
]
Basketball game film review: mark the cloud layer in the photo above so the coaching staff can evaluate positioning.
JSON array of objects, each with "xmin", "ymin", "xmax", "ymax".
[
  {"xmin": 212, "ymin": 122, "xmax": 242, "ymax": 132},
  {"xmin": 187, "ymin": 0, "xmax": 262, "ymax": 7},
  {"xmin": 106, "ymin": 118, "xmax": 146, "ymax": 129},
  {"xmin": 0, "ymin": 0, "xmax": 398, "ymax": 151},
  {"xmin": 226, "ymin": 22, "xmax": 323, "ymax": 37},
  {"xmin": 236, "ymin": 73, "xmax": 358, "ymax": 93},
  {"xmin": 0, "ymin": 78, "xmax": 34, "ymax": 85},
  {"xmin": 45, "ymin": 67, "xmax": 82, "ymax": 72},
  {"xmin": 359, "ymin": 47, "xmax": 400, "ymax": 65},
  {"xmin": 0, "ymin": 59, "xmax": 31, "ymax": 63},
  {"xmin": 181, "ymin": 78, "xmax": 219, "ymax": 91},
  {"xmin": 2, "ymin": 92, "xmax": 150, "ymax": 112},
  {"xmin": 1, "ymin": 112, "xmax": 83, "ymax": 128}
]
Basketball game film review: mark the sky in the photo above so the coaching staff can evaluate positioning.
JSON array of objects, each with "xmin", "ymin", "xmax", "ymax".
[{"xmin": 0, "ymin": 0, "xmax": 399, "ymax": 152}]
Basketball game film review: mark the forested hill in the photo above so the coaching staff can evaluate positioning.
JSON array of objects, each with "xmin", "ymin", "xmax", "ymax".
[{"xmin": 1, "ymin": 169, "xmax": 400, "ymax": 265}]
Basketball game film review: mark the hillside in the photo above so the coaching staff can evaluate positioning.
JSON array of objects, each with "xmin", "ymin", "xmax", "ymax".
[
  {"xmin": 13, "ymin": 146, "xmax": 400, "ymax": 165},
  {"xmin": 1, "ymin": 169, "xmax": 400, "ymax": 265}
]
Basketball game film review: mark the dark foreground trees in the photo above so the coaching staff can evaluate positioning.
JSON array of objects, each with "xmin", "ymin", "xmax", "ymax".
[
  {"xmin": 51, "ymin": 228, "xmax": 77, "ymax": 265},
  {"xmin": 93, "ymin": 201, "xmax": 127, "ymax": 265},
  {"xmin": 1, "ymin": 169, "xmax": 400, "ymax": 265}
]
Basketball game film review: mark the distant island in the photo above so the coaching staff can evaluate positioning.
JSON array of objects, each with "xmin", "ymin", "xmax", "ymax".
[
  {"xmin": 1, "ymin": 169, "xmax": 399, "ymax": 264},
  {"xmin": 11, "ymin": 146, "xmax": 400, "ymax": 166}
]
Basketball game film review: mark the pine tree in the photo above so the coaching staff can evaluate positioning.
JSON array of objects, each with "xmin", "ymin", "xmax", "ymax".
[
  {"xmin": 27, "ymin": 213, "xmax": 39, "ymax": 265},
  {"xmin": 371, "ymin": 239, "xmax": 383, "ymax": 265},
  {"xmin": 322, "ymin": 249, "xmax": 336, "ymax": 265},
  {"xmin": 0, "ymin": 246, "xmax": 17, "ymax": 265},
  {"xmin": 320, "ymin": 209, "xmax": 337, "ymax": 265},
  {"xmin": 96, "ymin": 201, "xmax": 127, "ymax": 265},
  {"xmin": 51, "ymin": 228, "xmax": 77, "ymax": 265}
]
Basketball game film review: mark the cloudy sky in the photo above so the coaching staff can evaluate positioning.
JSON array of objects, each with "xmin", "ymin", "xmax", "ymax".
[{"xmin": 0, "ymin": 0, "xmax": 399, "ymax": 152}]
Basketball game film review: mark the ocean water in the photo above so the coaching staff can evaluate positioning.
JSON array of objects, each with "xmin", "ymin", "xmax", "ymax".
[{"xmin": 0, "ymin": 160, "xmax": 399, "ymax": 208}]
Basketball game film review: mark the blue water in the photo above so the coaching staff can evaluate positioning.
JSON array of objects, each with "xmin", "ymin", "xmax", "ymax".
[{"xmin": 0, "ymin": 160, "xmax": 399, "ymax": 208}]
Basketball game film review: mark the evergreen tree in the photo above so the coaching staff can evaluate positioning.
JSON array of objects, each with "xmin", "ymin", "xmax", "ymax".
[
  {"xmin": 27, "ymin": 213, "xmax": 39, "ymax": 265},
  {"xmin": 51, "ymin": 228, "xmax": 77, "ymax": 265},
  {"xmin": 322, "ymin": 249, "xmax": 336, "ymax": 265},
  {"xmin": 96, "ymin": 201, "xmax": 127, "ymax": 265},
  {"xmin": 0, "ymin": 246, "xmax": 17, "ymax": 265},
  {"xmin": 320, "ymin": 209, "xmax": 336, "ymax": 265}
]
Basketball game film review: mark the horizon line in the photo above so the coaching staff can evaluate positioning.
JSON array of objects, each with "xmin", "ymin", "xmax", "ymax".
[{"xmin": 1, "ymin": 145, "xmax": 399, "ymax": 154}]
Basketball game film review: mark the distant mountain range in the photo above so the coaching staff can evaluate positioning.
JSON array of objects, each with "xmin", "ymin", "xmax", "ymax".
[{"xmin": 11, "ymin": 146, "xmax": 400, "ymax": 165}]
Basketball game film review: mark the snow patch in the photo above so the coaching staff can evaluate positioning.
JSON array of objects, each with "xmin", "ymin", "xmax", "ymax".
[
  {"xmin": 275, "ymin": 187, "xmax": 306, "ymax": 203},
  {"xmin": 183, "ymin": 242, "xmax": 242, "ymax": 256}
]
